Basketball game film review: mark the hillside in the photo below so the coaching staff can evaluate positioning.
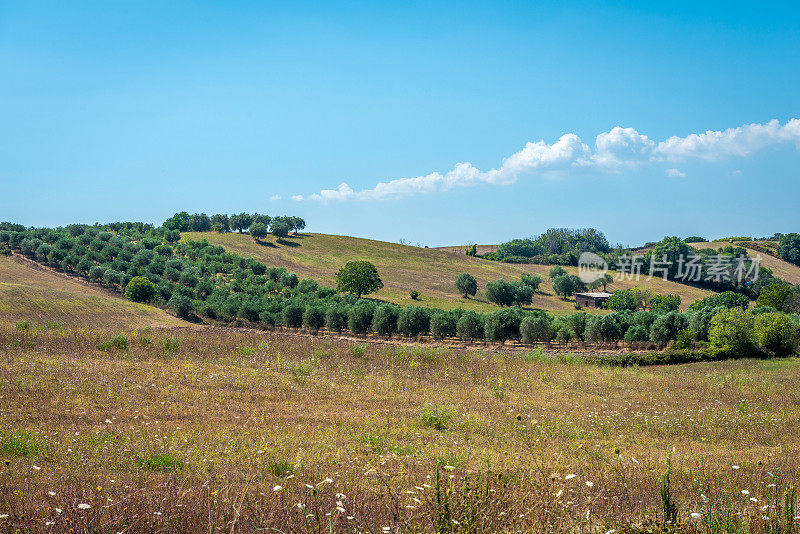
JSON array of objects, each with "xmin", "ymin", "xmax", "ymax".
[
  {"xmin": 184, "ymin": 232, "xmax": 714, "ymax": 312},
  {"xmin": 691, "ymin": 240, "xmax": 800, "ymax": 285},
  {"xmin": 0, "ymin": 255, "xmax": 184, "ymax": 329}
]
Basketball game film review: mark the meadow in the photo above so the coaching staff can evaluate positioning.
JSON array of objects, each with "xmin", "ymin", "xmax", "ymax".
[
  {"xmin": 183, "ymin": 232, "xmax": 715, "ymax": 313},
  {"xmin": 1, "ymin": 322, "xmax": 798, "ymax": 533}
]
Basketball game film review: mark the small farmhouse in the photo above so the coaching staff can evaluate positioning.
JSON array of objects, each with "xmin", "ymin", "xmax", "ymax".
[{"xmin": 575, "ymin": 291, "xmax": 612, "ymax": 309}]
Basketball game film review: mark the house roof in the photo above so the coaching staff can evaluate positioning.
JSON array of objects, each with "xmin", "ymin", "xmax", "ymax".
[{"xmin": 575, "ymin": 292, "xmax": 613, "ymax": 298}]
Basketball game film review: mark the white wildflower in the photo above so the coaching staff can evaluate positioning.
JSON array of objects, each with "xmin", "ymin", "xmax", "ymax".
[
  {"xmin": 585, "ymin": 481, "xmax": 594, "ymax": 487},
  {"xmin": 443, "ymin": 465, "xmax": 455, "ymax": 471},
  {"xmin": 741, "ymin": 490, "xmax": 750, "ymax": 495},
  {"xmin": 690, "ymin": 512, "xmax": 702, "ymax": 519},
  {"xmin": 77, "ymin": 503, "xmax": 91, "ymax": 510},
  {"xmin": 296, "ymin": 503, "xmax": 305, "ymax": 510},
  {"xmin": 48, "ymin": 491, "xmax": 56, "ymax": 496},
  {"xmin": 273, "ymin": 485, "xmax": 283, "ymax": 492},
  {"xmin": 565, "ymin": 474, "xmax": 576, "ymax": 480},
  {"xmin": 32, "ymin": 465, "xmax": 41, "ymax": 471},
  {"xmin": 732, "ymin": 465, "xmax": 740, "ymax": 470}
]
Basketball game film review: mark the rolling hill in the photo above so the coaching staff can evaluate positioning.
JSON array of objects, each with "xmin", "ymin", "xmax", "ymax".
[
  {"xmin": 184, "ymin": 232, "xmax": 715, "ymax": 313},
  {"xmin": 691, "ymin": 240, "xmax": 800, "ymax": 285},
  {"xmin": 0, "ymin": 255, "xmax": 184, "ymax": 329}
]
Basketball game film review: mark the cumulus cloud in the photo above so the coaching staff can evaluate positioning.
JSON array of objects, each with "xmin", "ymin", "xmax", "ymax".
[{"xmin": 294, "ymin": 118, "xmax": 800, "ymax": 202}]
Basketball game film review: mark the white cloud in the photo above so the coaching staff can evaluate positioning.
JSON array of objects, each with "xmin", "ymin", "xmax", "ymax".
[
  {"xmin": 270, "ymin": 195, "xmax": 281, "ymax": 201},
  {"xmin": 297, "ymin": 118, "xmax": 800, "ymax": 202}
]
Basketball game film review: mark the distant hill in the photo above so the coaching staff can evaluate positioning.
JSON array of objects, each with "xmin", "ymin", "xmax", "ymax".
[
  {"xmin": 691, "ymin": 240, "xmax": 800, "ymax": 285},
  {"xmin": 0, "ymin": 255, "xmax": 184, "ymax": 329},
  {"xmin": 185, "ymin": 232, "xmax": 715, "ymax": 313}
]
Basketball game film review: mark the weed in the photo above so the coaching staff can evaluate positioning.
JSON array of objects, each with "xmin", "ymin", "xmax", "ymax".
[
  {"xmin": 267, "ymin": 458, "xmax": 294, "ymax": 478},
  {"xmin": 161, "ymin": 337, "xmax": 179, "ymax": 353},
  {"xmin": 420, "ymin": 404, "xmax": 453, "ymax": 430},
  {"xmin": 350, "ymin": 344, "xmax": 367, "ymax": 358},
  {"xmin": 660, "ymin": 453, "xmax": 678, "ymax": 526},
  {"xmin": 0, "ymin": 431, "xmax": 46, "ymax": 457},
  {"xmin": 290, "ymin": 360, "xmax": 313, "ymax": 383},
  {"xmin": 97, "ymin": 335, "xmax": 129, "ymax": 351},
  {"xmin": 134, "ymin": 452, "xmax": 185, "ymax": 472},
  {"xmin": 239, "ymin": 346, "xmax": 254, "ymax": 356},
  {"xmin": 14, "ymin": 320, "xmax": 31, "ymax": 330}
]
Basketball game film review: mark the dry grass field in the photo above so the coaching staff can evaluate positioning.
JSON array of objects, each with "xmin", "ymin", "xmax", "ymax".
[
  {"xmin": 0, "ymin": 256, "xmax": 184, "ymax": 329},
  {"xmin": 184, "ymin": 232, "xmax": 714, "ymax": 313},
  {"xmin": 1, "ymin": 323, "xmax": 799, "ymax": 532}
]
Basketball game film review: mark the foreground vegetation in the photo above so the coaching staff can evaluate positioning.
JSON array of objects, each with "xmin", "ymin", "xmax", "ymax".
[{"xmin": 1, "ymin": 323, "xmax": 799, "ymax": 532}]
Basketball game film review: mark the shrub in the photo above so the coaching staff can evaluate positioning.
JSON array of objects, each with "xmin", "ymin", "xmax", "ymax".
[
  {"xmin": 283, "ymin": 304, "xmax": 304, "ymax": 328},
  {"xmin": 420, "ymin": 404, "xmax": 453, "ymax": 430},
  {"xmin": 297, "ymin": 278, "xmax": 319, "ymax": 294},
  {"xmin": 708, "ymin": 308, "xmax": 755, "ymax": 356},
  {"xmin": 267, "ymin": 459, "xmax": 294, "ymax": 478},
  {"xmin": 350, "ymin": 344, "xmax": 367, "ymax": 357},
  {"xmin": 409, "ymin": 289, "xmax": 421, "ymax": 300},
  {"xmin": 689, "ymin": 291, "xmax": 750, "ymax": 311},
  {"xmin": 124, "ymin": 276, "xmax": 157, "ymax": 303},
  {"xmin": 520, "ymin": 273, "xmax": 542, "ymax": 291},
  {"xmin": 97, "ymin": 335, "xmax": 129, "ymax": 351},
  {"xmin": 549, "ymin": 266, "xmax": 567, "ymax": 279},
  {"xmin": 605, "ymin": 289, "xmax": 638, "ymax": 311},
  {"xmin": 649, "ymin": 294, "xmax": 681, "ymax": 312},
  {"xmin": 754, "ymin": 312, "xmax": 798, "ymax": 357},
  {"xmin": 15, "ymin": 320, "xmax": 31, "ymax": 330},
  {"xmin": 624, "ymin": 325, "xmax": 649, "ymax": 343},
  {"xmin": 456, "ymin": 311, "xmax": 483, "ymax": 341}
]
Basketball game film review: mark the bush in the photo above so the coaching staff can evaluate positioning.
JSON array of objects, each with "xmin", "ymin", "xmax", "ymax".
[
  {"xmin": 124, "ymin": 276, "xmax": 157, "ymax": 303},
  {"xmin": 456, "ymin": 311, "xmax": 483, "ymax": 341},
  {"xmin": 708, "ymin": 308, "xmax": 755, "ymax": 356},
  {"xmin": 97, "ymin": 335, "xmax": 129, "ymax": 351},
  {"xmin": 409, "ymin": 289, "xmax": 421, "ymax": 300},
  {"xmin": 624, "ymin": 325, "xmax": 649, "ymax": 343},
  {"xmin": 649, "ymin": 294, "xmax": 681, "ymax": 312},
  {"xmin": 372, "ymin": 303, "xmax": 399, "ymax": 337},
  {"xmin": 430, "ymin": 312, "xmax": 457, "ymax": 340},
  {"xmin": 283, "ymin": 304, "xmax": 304, "ymax": 328},
  {"xmin": 689, "ymin": 291, "xmax": 750, "ymax": 311},
  {"xmin": 754, "ymin": 312, "xmax": 798, "ymax": 357},
  {"xmin": 397, "ymin": 307, "xmax": 430, "ymax": 337},
  {"xmin": 520, "ymin": 273, "xmax": 542, "ymax": 291},
  {"xmin": 302, "ymin": 306, "xmax": 326, "ymax": 331}
]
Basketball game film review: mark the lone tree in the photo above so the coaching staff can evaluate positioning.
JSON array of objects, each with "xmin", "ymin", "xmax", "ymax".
[
  {"xmin": 553, "ymin": 274, "xmax": 585, "ymax": 300},
  {"xmin": 124, "ymin": 276, "xmax": 156, "ymax": 303},
  {"xmin": 455, "ymin": 273, "xmax": 478, "ymax": 298},
  {"xmin": 270, "ymin": 220, "xmax": 291, "ymax": 242},
  {"xmin": 335, "ymin": 260, "xmax": 383, "ymax": 298},
  {"xmin": 249, "ymin": 222, "xmax": 268, "ymax": 243},
  {"xmin": 549, "ymin": 266, "xmax": 567, "ymax": 279}
]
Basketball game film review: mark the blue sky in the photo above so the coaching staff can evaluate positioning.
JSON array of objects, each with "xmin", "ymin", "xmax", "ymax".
[{"xmin": 1, "ymin": 1, "xmax": 798, "ymax": 246}]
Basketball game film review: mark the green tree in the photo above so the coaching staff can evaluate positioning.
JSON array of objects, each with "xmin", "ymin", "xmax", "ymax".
[
  {"xmin": 520, "ymin": 273, "xmax": 542, "ymax": 291},
  {"xmin": 124, "ymin": 276, "xmax": 156, "ymax": 302},
  {"xmin": 229, "ymin": 213, "xmax": 253, "ymax": 233},
  {"xmin": 335, "ymin": 261, "xmax": 383, "ymax": 298},
  {"xmin": 708, "ymin": 308, "xmax": 754, "ymax": 355},
  {"xmin": 754, "ymin": 312, "xmax": 798, "ymax": 357},
  {"xmin": 553, "ymin": 274, "xmax": 584, "ymax": 299},
  {"xmin": 756, "ymin": 284, "xmax": 792, "ymax": 310},
  {"xmin": 779, "ymin": 233, "xmax": 800, "ymax": 266},
  {"xmin": 486, "ymin": 279, "xmax": 516, "ymax": 307},
  {"xmin": 650, "ymin": 236, "xmax": 690, "ymax": 278},
  {"xmin": 649, "ymin": 294, "xmax": 681, "ymax": 312},
  {"xmin": 484, "ymin": 308, "xmax": 522, "ymax": 343},
  {"xmin": 456, "ymin": 311, "xmax": 483, "ymax": 341},
  {"xmin": 372, "ymin": 303, "xmax": 399, "ymax": 337},
  {"xmin": 270, "ymin": 220, "xmax": 291, "ymax": 242},
  {"xmin": 283, "ymin": 304, "xmax": 304, "ymax": 328},
  {"xmin": 164, "ymin": 230, "xmax": 181, "ymax": 244},
  {"xmin": 163, "ymin": 212, "xmax": 191, "ymax": 232},
  {"xmin": 430, "ymin": 312, "xmax": 457, "ymax": 340},
  {"xmin": 520, "ymin": 315, "xmax": 553, "ymax": 344},
  {"xmin": 397, "ymin": 307, "xmax": 429, "ymax": 337},
  {"xmin": 249, "ymin": 222, "xmax": 268, "ymax": 242},
  {"xmin": 302, "ymin": 306, "xmax": 326, "ymax": 331},
  {"xmin": 549, "ymin": 266, "xmax": 567, "ymax": 279},
  {"xmin": 168, "ymin": 293, "xmax": 194, "ymax": 319},
  {"xmin": 455, "ymin": 272, "xmax": 478, "ymax": 298}
]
